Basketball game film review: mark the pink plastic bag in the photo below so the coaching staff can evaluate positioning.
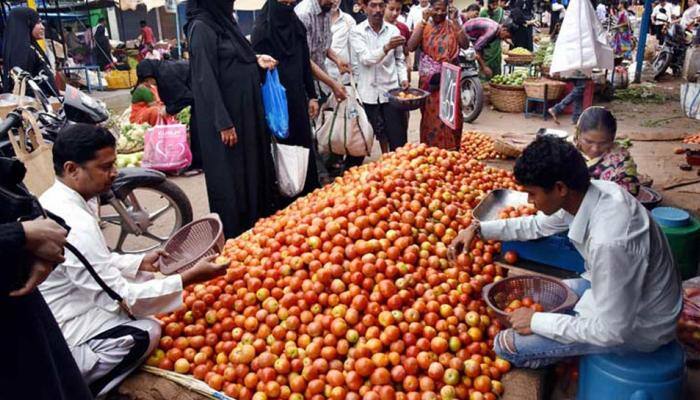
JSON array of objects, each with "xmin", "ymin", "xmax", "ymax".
[{"xmin": 142, "ymin": 118, "xmax": 192, "ymax": 172}]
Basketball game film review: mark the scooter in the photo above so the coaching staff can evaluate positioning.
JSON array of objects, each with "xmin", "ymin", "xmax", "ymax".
[
  {"xmin": 653, "ymin": 22, "xmax": 692, "ymax": 80},
  {"xmin": 458, "ymin": 48, "xmax": 484, "ymax": 124},
  {"xmin": 0, "ymin": 68, "xmax": 193, "ymax": 254}
]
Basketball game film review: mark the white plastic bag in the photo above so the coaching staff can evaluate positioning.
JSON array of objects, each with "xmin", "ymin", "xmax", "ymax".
[
  {"xmin": 681, "ymin": 83, "xmax": 700, "ymax": 120},
  {"xmin": 314, "ymin": 79, "xmax": 374, "ymax": 157},
  {"xmin": 550, "ymin": 0, "xmax": 614, "ymax": 77},
  {"xmin": 272, "ymin": 142, "xmax": 309, "ymax": 197}
]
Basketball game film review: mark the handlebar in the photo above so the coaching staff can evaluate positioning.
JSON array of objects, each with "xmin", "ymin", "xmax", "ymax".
[{"xmin": 0, "ymin": 112, "xmax": 21, "ymax": 139}]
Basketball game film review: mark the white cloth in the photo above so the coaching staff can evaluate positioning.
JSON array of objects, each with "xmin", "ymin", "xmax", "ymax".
[
  {"xmin": 407, "ymin": 3, "xmax": 430, "ymax": 31},
  {"xmin": 653, "ymin": 3, "xmax": 671, "ymax": 25},
  {"xmin": 38, "ymin": 180, "xmax": 184, "ymax": 347},
  {"xmin": 480, "ymin": 181, "xmax": 682, "ymax": 351},
  {"xmin": 349, "ymin": 21, "xmax": 408, "ymax": 105},
  {"xmin": 596, "ymin": 3, "xmax": 607, "ymax": 22},
  {"xmin": 681, "ymin": 4, "xmax": 700, "ymax": 28},
  {"xmin": 326, "ymin": 11, "xmax": 357, "ymax": 83},
  {"xmin": 72, "ymin": 319, "xmax": 161, "ymax": 396},
  {"xmin": 550, "ymin": 0, "xmax": 614, "ymax": 77}
]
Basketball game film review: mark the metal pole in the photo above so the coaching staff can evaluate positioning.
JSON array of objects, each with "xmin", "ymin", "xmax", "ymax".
[
  {"xmin": 175, "ymin": 1, "xmax": 181, "ymax": 58},
  {"xmin": 634, "ymin": 0, "xmax": 653, "ymax": 83}
]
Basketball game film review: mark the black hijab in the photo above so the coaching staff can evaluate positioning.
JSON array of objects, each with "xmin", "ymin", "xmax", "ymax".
[
  {"xmin": 136, "ymin": 59, "xmax": 193, "ymax": 115},
  {"xmin": 1, "ymin": 7, "xmax": 51, "ymax": 93},
  {"xmin": 185, "ymin": 0, "xmax": 256, "ymax": 63},
  {"xmin": 251, "ymin": 0, "xmax": 307, "ymax": 59}
]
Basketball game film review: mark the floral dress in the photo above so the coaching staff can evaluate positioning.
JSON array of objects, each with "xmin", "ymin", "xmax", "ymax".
[
  {"xmin": 613, "ymin": 11, "xmax": 634, "ymax": 59},
  {"xmin": 587, "ymin": 143, "xmax": 640, "ymax": 196},
  {"xmin": 418, "ymin": 21, "xmax": 463, "ymax": 150}
]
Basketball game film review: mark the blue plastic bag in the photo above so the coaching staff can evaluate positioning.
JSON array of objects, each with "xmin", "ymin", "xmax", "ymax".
[{"xmin": 262, "ymin": 69, "xmax": 289, "ymax": 139}]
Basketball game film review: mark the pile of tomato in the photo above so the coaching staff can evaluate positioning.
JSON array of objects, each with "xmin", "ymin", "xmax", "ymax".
[
  {"xmin": 682, "ymin": 134, "xmax": 700, "ymax": 145},
  {"xmin": 503, "ymin": 297, "xmax": 544, "ymax": 313},
  {"xmin": 149, "ymin": 144, "xmax": 523, "ymax": 400},
  {"xmin": 460, "ymin": 132, "xmax": 506, "ymax": 161}
]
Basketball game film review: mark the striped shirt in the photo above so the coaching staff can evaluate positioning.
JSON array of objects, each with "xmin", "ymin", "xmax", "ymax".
[{"xmin": 295, "ymin": 0, "xmax": 332, "ymax": 71}]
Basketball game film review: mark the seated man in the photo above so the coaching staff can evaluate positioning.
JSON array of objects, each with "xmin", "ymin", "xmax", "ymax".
[
  {"xmin": 450, "ymin": 135, "xmax": 682, "ymax": 368},
  {"xmin": 39, "ymin": 123, "xmax": 227, "ymax": 397},
  {"xmin": 462, "ymin": 16, "xmax": 513, "ymax": 77}
]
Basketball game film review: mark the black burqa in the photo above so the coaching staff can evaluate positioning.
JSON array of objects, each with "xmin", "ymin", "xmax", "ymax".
[
  {"xmin": 509, "ymin": 0, "xmax": 534, "ymax": 51},
  {"xmin": 251, "ymin": 0, "xmax": 320, "ymax": 202},
  {"xmin": 94, "ymin": 23, "xmax": 112, "ymax": 70},
  {"xmin": 0, "ymin": 158, "xmax": 93, "ymax": 400},
  {"xmin": 186, "ymin": 0, "xmax": 275, "ymax": 238},
  {"xmin": 137, "ymin": 59, "xmax": 202, "ymax": 169},
  {"xmin": 1, "ymin": 7, "xmax": 57, "ymax": 95}
]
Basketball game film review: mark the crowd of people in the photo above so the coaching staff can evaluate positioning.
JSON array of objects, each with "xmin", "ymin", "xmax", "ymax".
[{"xmin": 0, "ymin": 0, "xmax": 689, "ymax": 398}]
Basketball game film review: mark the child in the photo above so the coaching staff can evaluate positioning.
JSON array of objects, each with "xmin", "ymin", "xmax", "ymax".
[
  {"xmin": 385, "ymin": 0, "xmax": 411, "ymax": 81},
  {"xmin": 575, "ymin": 107, "xmax": 640, "ymax": 196}
]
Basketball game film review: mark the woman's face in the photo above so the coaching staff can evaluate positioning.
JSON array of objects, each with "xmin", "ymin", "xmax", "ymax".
[
  {"xmin": 32, "ymin": 21, "xmax": 45, "ymax": 40},
  {"xmin": 432, "ymin": 1, "xmax": 448, "ymax": 23},
  {"xmin": 577, "ymin": 129, "xmax": 614, "ymax": 159},
  {"xmin": 277, "ymin": 0, "xmax": 296, "ymax": 6}
]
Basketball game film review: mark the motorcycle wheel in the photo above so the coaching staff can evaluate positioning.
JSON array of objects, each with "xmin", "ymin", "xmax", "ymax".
[
  {"xmin": 653, "ymin": 51, "xmax": 672, "ymax": 80},
  {"xmin": 461, "ymin": 76, "xmax": 484, "ymax": 123},
  {"xmin": 101, "ymin": 180, "xmax": 194, "ymax": 254}
]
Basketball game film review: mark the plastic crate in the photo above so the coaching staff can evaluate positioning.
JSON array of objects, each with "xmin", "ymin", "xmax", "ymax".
[
  {"xmin": 105, "ymin": 69, "xmax": 138, "ymax": 90},
  {"xmin": 501, "ymin": 232, "xmax": 585, "ymax": 273}
]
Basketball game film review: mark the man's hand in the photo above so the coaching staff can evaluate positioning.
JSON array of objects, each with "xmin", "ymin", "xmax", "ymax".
[
  {"xmin": 10, "ymin": 258, "xmax": 54, "ymax": 297},
  {"xmin": 400, "ymin": 80, "xmax": 410, "ymax": 90},
  {"xmin": 384, "ymin": 36, "xmax": 406, "ymax": 53},
  {"xmin": 256, "ymin": 54, "xmax": 278, "ymax": 70},
  {"xmin": 336, "ymin": 59, "xmax": 351, "ymax": 74},
  {"xmin": 180, "ymin": 254, "xmax": 228, "ymax": 286},
  {"xmin": 332, "ymin": 82, "xmax": 348, "ymax": 102},
  {"xmin": 140, "ymin": 249, "xmax": 168, "ymax": 273},
  {"xmin": 220, "ymin": 127, "xmax": 238, "ymax": 147},
  {"xmin": 482, "ymin": 65, "xmax": 493, "ymax": 78},
  {"xmin": 508, "ymin": 307, "xmax": 536, "ymax": 335},
  {"xmin": 308, "ymin": 99, "xmax": 320, "ymax": 119},
  {"xmin": 448, "ymin": 221, "xmax": 479, "ymax": 261},
  {"xmin": 22, "ymin": 218, "xmax": 67, "ymax": 264}
]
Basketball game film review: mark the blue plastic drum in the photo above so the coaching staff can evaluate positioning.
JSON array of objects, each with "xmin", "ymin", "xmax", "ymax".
[{"xmin": 651, "ymin": 207, "xmax": 691, "ymax": 228}]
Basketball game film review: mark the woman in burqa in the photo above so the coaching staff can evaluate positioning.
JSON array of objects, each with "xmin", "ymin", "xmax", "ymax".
[
  {"xmin": 185, "ymin": 0, "xmax": 278, "ymax": 238},
  {"xmin": 251, "ymin": 0, "xmax": 320, "ymax": 203},
  {"xmin": 1, "ymin": 7, "xmax": 57, "ymax": 95}
]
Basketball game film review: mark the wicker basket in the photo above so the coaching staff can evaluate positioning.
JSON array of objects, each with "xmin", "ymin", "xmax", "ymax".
[
  {"xmin": 387, "ymin": 88, "xmax": 430, "ymax": 111},
  {"xmin": 105, "ymin": 69, "xmax": 138, "ymax": 90},
  {"xmin": 524, "ymin": 79, "xmax": 566, "ymax": 100},
  {"xmin": 489, "ymin": 83, "xmax": 526, "ymax": 113},
  {"xmin": 505, "ymin": 53, "xmax": 534, "ymax": 64},
  {"xmin": 159, "ymin": 214, "xmax": 225, "ymax": 275},
  {"xmin": 484, "ymin": 276, "xmax": 579, "ymax": 327}
]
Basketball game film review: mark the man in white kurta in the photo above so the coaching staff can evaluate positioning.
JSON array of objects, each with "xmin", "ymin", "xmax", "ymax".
[
  {"xmin": 450, "ymin": 135, "xmax": 682, "ymax": 368},
  {"xmin": 39, "ymin": 123, "xmax": 225, "ymax": 397}
]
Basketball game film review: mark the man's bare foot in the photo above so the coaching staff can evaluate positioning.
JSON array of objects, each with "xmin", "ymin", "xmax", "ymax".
[{"xmin": 548, "ymin": 108, "xmax": 560, "ymax": 125}]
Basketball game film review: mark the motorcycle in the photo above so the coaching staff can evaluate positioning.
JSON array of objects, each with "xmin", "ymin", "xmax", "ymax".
[
  {"xmin": 653, "ymin": 22, "xmax": 692, "ymax": 80},
  {"xmin": 0, "ymin": 68, "xmax": 193, "ymax": 254},
  {"xmin": 458, "ymin": 48, "xmax": 484, "ymax": 124}
]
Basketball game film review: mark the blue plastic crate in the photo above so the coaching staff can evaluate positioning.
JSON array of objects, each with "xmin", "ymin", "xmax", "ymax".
[{"xmin": 501, "ymin": 232, "xmax": 585, "ymax": 273}]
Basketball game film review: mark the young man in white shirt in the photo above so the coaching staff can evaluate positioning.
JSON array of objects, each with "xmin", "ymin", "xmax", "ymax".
[
  {"xmin": 681, "ymin": 0, "xmax": 700, "ymax": 29},
  {"xmin": 450, "ymin": 136, "xmax": 682, "ymax": 368},
  {"xmin": 350, "ymin": 0, "xmax": 409, "ymax": 153},
  {"xmin": 39, "ymin": 124, "xmax": 227, "ymax": 397}
]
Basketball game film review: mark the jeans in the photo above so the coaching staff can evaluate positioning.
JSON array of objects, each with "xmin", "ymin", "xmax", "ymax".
[
  {"xmin": 493, "ymin": 278, "xmax": 621, "ymax": 368},
  {"xmin": 552, "ymin": 79, "xmax": 587, "ymax": 123}
]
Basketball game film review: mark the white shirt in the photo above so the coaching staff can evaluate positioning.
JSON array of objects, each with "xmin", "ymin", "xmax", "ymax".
[
  {"xmin": 481, "ymin": 181, "xmax": 682, "ymax": 351},
  {"xmin": 349, "ymin": 21, "xmax": 408, "ymax": 105},
  {"xmin": 39, "ymin": 180, "xmax": 184, "ymax": 347},
  {"xmin": 653, "ymin": 3, "xmax": 671, "ymax": 25},
  {"xmin": 681, "ymin": 4, "xmax": 700, "ymax": 28},
  {"xmin": 407, "ymin": 3, "xmax": 430, "ymax": 31},
  {"xmin": 326, "ymin": 11, "xmax": 357, "ymax": 82}
]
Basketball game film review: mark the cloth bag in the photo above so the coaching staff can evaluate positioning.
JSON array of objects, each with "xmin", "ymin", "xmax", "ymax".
[
  {"xmin": 272, "ymin": 140, "xmax": 309, "ymax": 198},
  {"xmin": 262, "ymin": 69, "xmax": 290, "ymax": 140},
  {"xmin": 7, "ymin": 110, "xmax": 55, "ymax": 196},
  {"xmin": 550, "ymin": 0, "xmax": 614, "ymax": 77},
  {"xmin": 142, "ymin": 117, "xmax": 192, "ymax": 171},
  {"xmin": 314, "ymin": 73, "xmax": 374, "ymax": 157},
  {"xmin": 681, "ymin": 82, "xmax": 700, "ymax": 120}
]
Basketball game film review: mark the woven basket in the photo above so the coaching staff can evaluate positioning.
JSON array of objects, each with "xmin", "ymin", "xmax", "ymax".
[
  {"xmin": 524, "ymin": 79, "xmax": 566, "ymax": 100},
  {"xmin": 489, "ymin": 83, "xmax": 526, "ymax": 113},
  {"xmin": 505, "ymin": 53, "xmax": 534, "ymax": 64},
  {"xmin": 159, "ymin": 213, "xmax": 225, "ymax": 275},
  {"xmin": 483, "ymin": 276, "xmax": 579, "ymax": 327}
]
